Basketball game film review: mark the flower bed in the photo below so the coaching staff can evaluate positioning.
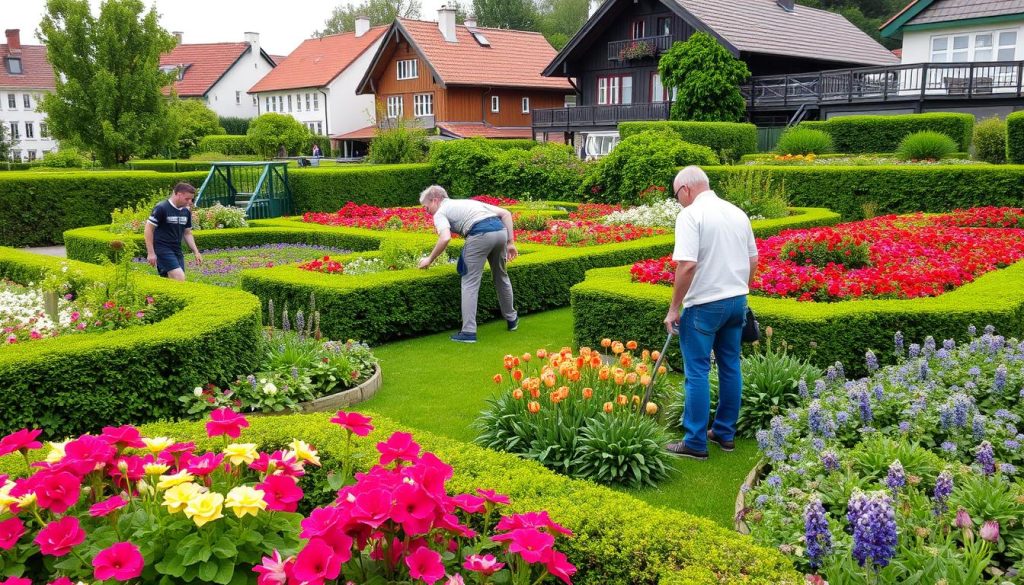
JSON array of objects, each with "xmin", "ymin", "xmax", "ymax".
[
  {"xmin": 742, "ymin": 327, "xmax": 1024, "ymax": 581},
  {"xmin": 744, "ymin": 154, "xmax": 985, "ymax": 166},
  {"xmin": 302, "ymin": 202, "xmax": 435, "ymax": 232},
  {"xmin": 631, "ymin": 208, "xmax": 1024, "ymax": 302},
  {"xmin": 517, "ymin": 221, "xmax": 666, "ymax": 247}
]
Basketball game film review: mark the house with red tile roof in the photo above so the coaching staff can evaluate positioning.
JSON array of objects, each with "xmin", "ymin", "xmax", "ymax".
[
  {"xmin": 249, "ymin": 19, "xmax": 388, "ymax": 153},
  {"xmin": 160, "ymin": 32, "xmax": 276, "ymax": 119},
  {"xmin": 349, "ymin": 7, "xmax": 573, "ymax": 147},
  {"xmin": 1, "ymin": 29, "xmax": 57, "ymax": 162}
]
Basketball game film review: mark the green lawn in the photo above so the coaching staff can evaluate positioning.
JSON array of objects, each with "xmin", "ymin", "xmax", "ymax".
[{"xmin": 358, "ymin": 307, "xmax": 758, "ymax": 528}]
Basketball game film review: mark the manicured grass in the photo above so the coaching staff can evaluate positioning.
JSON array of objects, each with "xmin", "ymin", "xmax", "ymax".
[{"xmin": 360, "ymin": 307, "xmax": 758, "ymax": 528}]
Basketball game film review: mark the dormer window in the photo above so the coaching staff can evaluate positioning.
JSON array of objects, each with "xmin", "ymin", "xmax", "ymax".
[
  {"xmin": 159, "ymin": 64, "xmax": 187, "ymax": 81},
  {"xmin": 4, "ymin": 57, "xmax": 22, "ymax": 74}
]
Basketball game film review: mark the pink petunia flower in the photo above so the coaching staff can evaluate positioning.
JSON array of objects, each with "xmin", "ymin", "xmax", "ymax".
[
  {"xmin": 496, "ymin": 511, "xmax": 573, "ymax": 537},
  {"xmin": 90, "ymin": 495, "xmax": 128, "ymax": 517},
  {"xmin": 451, "ymin": 493, "xmax": 486, "ymax": 514},
  {"xmin": 0, "ymin": 517, "xmax": 25, "ymax": 551},
  {"xmin": 256, "ymin": 475, "xmax": 304, "ymax": 512},
  {"xmin": 61, "ymin": 434, "xmax": 117, "ymax": 476},
  {"xmin": 405, "ymin": 546, "xmax": 445, "ymax": 585},
  {"xmin": 33, "ymin": 470, "xmax": 81, "ymax": 514},
  {"xmin": 545, "ymin": 549, "xmax": 577, "ymax": 585},
  {"xmin": 491, "ymin": 527, "xmax": 555, "ymax": 564},
  {"xmin": 476, "ymin": 488, "xmax": 511, "ymax": 506},
  {"xmin": 100, "ymin": 425, "xmax": 146, "ymax": 449},
  {"xmin": 463, "ymin": 554, "xmax": 505, "ymax": 576},
  {"xmin": 253, "ymin": 550, "xmax": 293, "ymax": 585},
  {"xmin": 205, "ymin": 407, "xmax": 249, "ymax": 439},
  {"xmin": 35, "ymin": 516, "xmax": 86, "ymax": 557},
  {"xmin": 0, "ymin": 429, "xmax": 43, "ymax": 457},
  {"xmin": 48, "ymin": 578, "xmax": 75, "ymax": 585},
  {"xmin": 292, "ymin": 538, "xmax": 343, "ymax": 584},
  {"xmin": 330, "ymin": 411, "xmax": 374, "ymax": 436},
  {"xmin": 186, "ymin": 453, "xmax": 226, "ymax": 477},
  {"xmin": 0, "ymin": 577, "xmax": 32, "ymax": 585},
  {"xmin": 92, "ymin": 541, "xmax": 144, "ymax": 581},
  {"xmin": 376, "ymin": 432, "xmax": 420, "ymax": 466}
]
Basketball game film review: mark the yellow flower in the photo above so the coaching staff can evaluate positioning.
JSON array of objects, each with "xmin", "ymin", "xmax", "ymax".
[
  {"xmin": 0, "ymin": 481, "xmax": 18, "ymax": 514},
  {"xmin": 144, "ymin": 463, "xmax": 170, "ymax": 476},
  {"xmin": 223, "ymin": 443, "xmax": 259, "ymax": 466},
  {"xmin": 184, "ymin": 491, "xmax": 224, "ymax": 527},
  {"xmin": 16, "ymin": 492, "xmax": 37, "ymax": 509},
  {"xmin": 45, "ymin": 440, "xmax": 69, "ymax": 464},
  {"xmin": 288, "ymin": 440, "xmax": 321, "ymax": 467},
  {"xmin": 157, "ymin": 470, "xmax": 196, "ymax": 491},
  {"xmin": 224, "ymin": 486, "xmax": 267, "ymax": 518},
  {"xmin": 142, "ymin": 437, "xmax": 175, "ymax": 454},
  {"xmin": 163, "ymin": 482, "xmax": 202, "ymax": 514}
]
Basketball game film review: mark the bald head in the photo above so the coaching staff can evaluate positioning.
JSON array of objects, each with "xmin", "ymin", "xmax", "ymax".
[{"xmin": 673, "ymin": 166, "xmax": 711, "ymax": 207}]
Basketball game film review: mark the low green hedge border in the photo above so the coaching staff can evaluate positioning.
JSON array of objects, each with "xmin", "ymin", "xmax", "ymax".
[
  {"xmin": 0, "ymin": 249, "xmax": 263, "ymax": 437},
  {"xmin": 1007, "ymin": 111, "xmax": 1024, "ymax": 164},
  {"xmin": 738, "ymin": 152, "xmax": 971, "ymax": 163},
  {"xmin": 800, "ymin": 113, "xmax": 974, "ymax": 153},
  {"xmin": 619, "ymin": 121, "xmax": 758, "ymax": 159},
  {"xmin": 289, "ymin": 164, "xmax": 435, "ymax": 211},
  {"xmin": 19, "ymin": 413, "xmax": 797, "ymax": 585},
  {"xmin": 571, "ymin": 262, "xmax": 1024, "ymax": 377}
]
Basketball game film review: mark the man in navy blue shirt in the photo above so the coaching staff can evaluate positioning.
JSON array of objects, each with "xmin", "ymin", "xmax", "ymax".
[{"xmin": 144, "ymin": 183, "xmax": 203, "ymax": 281}]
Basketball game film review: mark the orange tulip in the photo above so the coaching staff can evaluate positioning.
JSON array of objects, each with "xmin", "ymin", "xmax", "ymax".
[
  {"xmin": 542, "ymin": 374, "xmax": 556, "ymax": 388},
  {"xmin": 626, "ymin": 340, "xmax": 638, "ymax": 350},
  {"xmin": 614, "ymin": 372, "xmax": 626, "ymax": 385},
  {"xmin": 575, "ymin": 356, "xmax": 585, "ymax": 369},
  {"xmin": 527, "ymin": 401, "xmax": 541, "ymax": 414},
  {"xmin": 560, "ymin": 347, "xmax": 573, "ymax": 359},
  {"xmin": 582, "ymin": 387, "xmax": 593, "ymax": 399},
  {"xmin": 579, "ymin": 346, "xmax": 592, "ymax": 356},
  {"xmin": 625, "ymin": 372, "xmax": 638, "ymax": 385},
  {"xmin": 598, "ymin": 367, "xmax": 610, "ymax": 381},
  {"xmin": 549, "ymin": 391, "xmax": 562, "ymax": 404},
  {"xmin": 567, "ymin": 369, "xmax": 581, "ymax": 382},
  {"xmin": 512, "ymin": 369, "xmax": 524, "ymax": 382},
  {"xmin": 503, "ymin": 355, "xmax": 516, "ymax": 370},
  {"xmin": 619, "ymin": 354, "xmax": 632, "ymax": 368},
  {"xmin": 558, "ymin": 386, "xmax": 570, "ymax": 400},
  {"xmin": 493, "ymin": 374, "xmax": 503, "ymax": 384},
  {"xmin": 537, "ymin": 349, "xmax": 548, "ymax": 359},
  {"xmin": 641, "ymin": 349, "xmax": 650, "ymax": 361},
  {"xmin": 631, "ymin": 395, "xmax": 640, "ymax": 405},
  {"xmin": 640, "ymin": 375, "xmax": 652, "ymax": 386},
  {"xmin": 513, "ymin": 356, "xmax": 521, "ymax": 367},
  {"xmin": 611, "ymin": 341, "xmax": 624, "ymax": 355},
  {"xmin": 589, "ymin": 355, "xmax": 602, "ymax": 368},
  {"xmin": 615, "ymin": 394, "xmax": 628, "ymax": 406},
  {"xmin": 651, "ymin": 350, "xmax": 661, "ymax": 361},
  {"xmin": 512, "ymin": 389, "xmax": 524, "ymax": 400},
  {"xmin": 600, "ymin": 338, "xmax": 612, "ymax": 348},
  {"xmin": 603, "ymin": 401, "xmax": 614, "ymax": 413},
  {"xmin": 530, "ymin": 387, "xmax": 540, "ymax": 399},
  {"xmin": 645, "ymin": 402, "xmax": 659, "ymax": 415},
  {"xmin": 658, "ymin": 365, "xmax": 667, "ymax": 375},
  {"xmin": 521, "ymin": 352, "xmax": 532, "ymax": 362}
]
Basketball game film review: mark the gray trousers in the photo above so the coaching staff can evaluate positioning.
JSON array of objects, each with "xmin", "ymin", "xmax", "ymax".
[{"xmin": 460, "ymin": 230, "xmax": 517, "ymax": 333}]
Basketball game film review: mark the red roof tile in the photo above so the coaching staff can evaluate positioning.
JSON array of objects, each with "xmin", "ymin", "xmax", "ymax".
[
  {"xmin": 160, "ymin": 42, "xmax": 250, "ymax": 97},
  {"xmin": 0, "ymin": 44, "xmax": 55, "ymax": 90},
  {"xmin": 397, "ymin": 19, "xmax": 573, "ymax": 90},
  {"xmin": 332, "ymin": 125, "xmax": 378, "ymax": 140},
  {"xmin": 438, "ymin": 123, "xmax": 534, "ymax": 139},
  {"xmin": 249, "ymin": 27, "xmax": 388, "ymax": 93}
]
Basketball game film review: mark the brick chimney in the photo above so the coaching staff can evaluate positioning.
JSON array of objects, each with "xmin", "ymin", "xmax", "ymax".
[
  {"xmin": 777, "ymin": 0, "xmax": 795, "ymax": 12},
  {"xmin": 355, "ymin": 16, "xmax": 370, "ymax": 37},
  {"xmin": 438, "ymin": 5, "xmax": 457, "ymax": 42},
  {"xmin": 172, "ymin": 31, "xmax": 183, "ymax": 44},
  {"xmin": 464, "ymin": 15, "xmax": 477, "ymax": 29},
  {"xmin": 5, "ymin": 29, "xmax": 21, "ymax": 53}
]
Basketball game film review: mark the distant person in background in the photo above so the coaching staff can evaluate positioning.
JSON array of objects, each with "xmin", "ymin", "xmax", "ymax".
[
  {"xmin": 312, "ymin": 143, "xmax": 322, "ymax": 158},
  {"xmin": 144, "ymin": 182, "xmax": 203, "ymax": 281}
]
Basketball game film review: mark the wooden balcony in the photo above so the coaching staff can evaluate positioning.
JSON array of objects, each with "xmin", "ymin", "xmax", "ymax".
[
  {"xmin": 608, "ymin": 35, "xmax": 673, "ymax": 61},
  {"xmin": 532, "ymin": 102, "xmax": 672, "ymax": 130},
  {"xmin": 742, "ymin": 60, "xmax": 1024, "ymax": 109}
]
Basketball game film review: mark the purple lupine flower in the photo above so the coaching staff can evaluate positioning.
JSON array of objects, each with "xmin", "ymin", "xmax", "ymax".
[
  {"xmin": 834, "ymin": 362, "xmax": 845, "ymax": 381},
  {"xmin": 812, "ymin": 438, "xmax": 825, "ymax": 452},
  {"xmin": 973, "ymin": 415, "xmax": 987, "ymax": 441},
  {"xmin": 923, "ymin": 336, "xmax": 936, "ymax": 357},
  {"xmin": 908, "ymin": 343, "xmax": 921, "ymax": 359},
  {"xmin": 994, "ymin": 364, "xmax": 1007, "ymax": 392},
  {"xmin": 814, "ymin": 379, "xmax": 826, "ymax": 397},
  {"xmin": 246, "ymin": 374, "xmax": 257, "ymax": 390},
  {"xmin": 1005, "ymin": 439, "xmax": 1021, "ymax": 450},
  {"xmin": 766, "ymin": 474, "xmax": 782, "ymax": 489},
  {"xmin": 898, "ymin": 421, "xmax": 911, "ymax": 434},
  {"xmin": 919, "ymin": 360, "xmax": 929, "ymax": 381},
  {"xmin": 968, "ymin": 366, "xmax": 982, "ymax": 378},
  {"xmin": 976, "ymin": 441, "xmax": 996, "ymax": 475},
  {"xmin": 856, "ymin": 390, "xmax": 873, "ymax": 424},
  {"xmin": 281, "ymin": 306, "xmax": 291, "ymax": 331},
  {"xmin": 941, "ymin": 441, "xmax": 958, "ymax": 454},
  {"xmin": 789, "ymin": 452, "xmax": 803, "ymax": 463},
  {"xmin": 865, "ymin": 350, "xmax": 879, "ymax": 373},
  {"xmin": 836, "ymin": 411, "xmax": 850, "ymax": 425},
  {"xmin": 849, "ymin": 492, "xmax": 898, "ymax": 571},
  {"xmin": 985, "ymin": 325, "xmax": 995, "ymax": 335},
  {"xmin": 808, "ymin": 400, "xmax": 836, "ymax": 438},
  {"xmin": 295, "ymin": 310, "xmax": 305, "ymax": 335},
  {"xmin": 951, "ymin": 393, "xmax": 972, "ymax": 428},
  {"xmin": 821, "ymin": 450, "xmax": 840, "ymax": 473},
  {"xmin": 755, "ymin": 494, "xmax": 769, "ymax": 507},
  {"xmin": 936, "ymin": 348, "xmax": 950, "ymax": 361},
  {"xmin": 894, "ymin": 331, "xmax": 905, "ymax": 357},
  {"xmin": 798, "ymin": 378, "xmax": 809, "ymax": 399},
  {"xmin": 755, "ymin": 430, "xmax": 770, "ymax": 451},
  {"xmin": 804, "ymin": 497, "xmax": 832, "ymax": 570},
  {"xmin": 872, "ymin": 384, "xmax": 884, "ymax": 400},
  {"xmin": 968, "ymin": 325, "xmax": 978, "ymax": 337},
  {"xmin": 943, "ymin": 339, "xmax": 956, "ymax": 351},
  {"xmin": 933, "ymin": 470, "xmax": 953, "ymax": 515},
  {"xmin": 1000, "ymin": 463, "xmax": 1017, "ymax": 475},
  {"xmin": 994, "ymin": 409, "xmax": 1018, "ymax": 421},
  {"xmin": 886, "ymin": 460, "xmax": 905, "ymax": 496},
  {"xmin": 826, "ymin": 365, "xmax": 838, "ymax": 382}
]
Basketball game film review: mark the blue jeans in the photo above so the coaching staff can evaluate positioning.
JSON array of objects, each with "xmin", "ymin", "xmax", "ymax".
[{"xmin": 679, "ymin": 295, "xmax": 747, "ymax": 452}]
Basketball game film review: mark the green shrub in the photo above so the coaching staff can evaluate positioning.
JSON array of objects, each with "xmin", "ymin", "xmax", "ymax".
[
  {"xmin": 109, "ymin": 190, "xmax": 165, "ymax": 234},
  {"xmin": 658, "ymin": 32, "xmax": 750, "ymax": 123},
  {"xmin": 430, "ymin": 138, "xmax": 502, "ymax": 197},
  {"xmin": 487, "ymin": 138, "xmax": 537, "ymax": 150},
  {"xmin": 167, "ymin": 98, "xmax": 225, "ymax": 158},
  {"xmin": 483, "ymin": 143, "xmax": 585, "ymax": 200},
  {"xmin": 775, "ymin": 127, "xmax": 834, "ymax": 155},
  {"xmin": 973, "ymin": 116, "xmax": 1006, "ymax": 164},
  {"xmin": 896, "ymin": 131, "xmax": 958, "ymax": 161},
  {"xmin": 620, "ymin": 121, "xmax": 758, "ymax": 161},
  {"xmin": 289, "ymin": 164, "xmax": 435, "ymax": 211},
  {"xmin": 37, "ymin": 148, "xmax": 90, "ymax": 168},
  {"xmin": 718, "ymin": 170, "xmax": 789, "ymax": 219},
  {"xmin": 1006, "ymin": 111, "xmax": 1024, "ymax": 164},
  {"xmin": 192, "ymin": 203, "xmax": 248, "ymax": 230},
  {"xmin": 0, "ymin": 249, "xmax": 262, "ymax": 438},
  {"xmin": 581, "ymin": 130, "xmax": 718, "ymax": 204},
  {"xmin": 305, "ymin": 135, "xmax": 332, "ymax": 157},
  {"xmin": 248, "ymin": 113, "xmax": 312, "ymax": 158},
  {"xmin": 196, "ymin": 134, "xmax": 255, "ymax": 155},
  {"xmin": 800, "ymin": 113, "xmax": 974, "ymax": 153},
  {"xmin": 218, "ymin": 116, "xmax": 250, "ymax": 135},
  {"xmin": 367, "ymin": 120, "xmax": 429, "ymax": 164}
]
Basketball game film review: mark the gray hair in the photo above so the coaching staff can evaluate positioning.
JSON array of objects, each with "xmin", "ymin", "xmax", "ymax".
[
  {"xmin": 673, "ymin": 166, "xmax": 710, "ymax": 190},
  {"xmin": 419, "ymin": 185, "xmax": 449, "ymax": 205}
]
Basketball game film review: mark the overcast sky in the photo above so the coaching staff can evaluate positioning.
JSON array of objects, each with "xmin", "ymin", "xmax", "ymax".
[{"xmin": 4, "ymin": 0, "xmax": 453, "ymax": 56}]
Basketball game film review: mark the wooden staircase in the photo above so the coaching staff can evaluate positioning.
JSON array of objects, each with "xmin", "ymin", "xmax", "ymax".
[{"xmin": 195, "ymin": 162, "xmax": 294, "ymax": 219}]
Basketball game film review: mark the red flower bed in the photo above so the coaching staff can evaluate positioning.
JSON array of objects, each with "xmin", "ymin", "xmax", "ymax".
[
  {"xmin": 470, "ymin": 195, "xmax": 520, "ymax": 206},
  {"xmin": 298, "ymin": 256, "xmax": 344, "ymax": 274},
  {"xmin": 631, "ymin": 208, "xmax": 1024, "ymax": 301},
  {"xmin": 518, "ymin": 220, "xmax": 664, "ymax": 247},
  {"xmin": 302, "ymin": 202, "xmax": 434, "ymax": 231},
  {"xmin": 568, "ymin": 204, "xmax": 622, "ymax": 221}
]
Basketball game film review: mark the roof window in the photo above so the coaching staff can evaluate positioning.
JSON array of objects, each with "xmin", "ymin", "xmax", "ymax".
[
  {"xmin": 5, "ymin": 57, "xmax": 22, "ymax": 74},
  {"xmin": 471, "ymin": 31, "xmax": 490, "ymax": 47}
]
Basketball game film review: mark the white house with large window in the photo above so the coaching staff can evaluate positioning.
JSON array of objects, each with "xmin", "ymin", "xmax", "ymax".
[{"xmin": 1, "ymin": 29, "xmax": 58, "ymax": 162}]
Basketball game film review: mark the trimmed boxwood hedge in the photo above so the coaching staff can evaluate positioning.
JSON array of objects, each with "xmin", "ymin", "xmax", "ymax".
[
  {"xmin": 0, "ymin": 249, "xmax": 262, "ymax": 438},
  {"xmin": 70, "ymin": 413, "xmax": 797, "ymax": 585},
  {"xmin": 571, "ymin": 262, "xmax": 1024, "ymax": 377},
  {"xmin": 619, "ymin": 121, "xmax": 758, "ymax": 160},
  {"xmin": 800, "ymin": 113, "xmax": 974, "ymax": 153},
  {"xmin": 1007, "ymin": 111, "xmax": 1024, "ymax": 164},
  {"xmin": 197, "ymin": 135, "xmax": 255, "ymax": 155},
  {"xmin": 289, "ymin": 164, "xmax": 435, "ymax": 211},
  {"xmin": 126, "ymin": 160, "xmax": 217, "ymax": 173},
  {"xmin": 737, "ymin": 152, "xmax": 971, "ymax": 163}
]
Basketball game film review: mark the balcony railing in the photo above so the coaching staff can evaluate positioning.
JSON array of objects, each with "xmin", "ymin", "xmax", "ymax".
[
  {"xmin": 532, "ymin": 102, "xmax": 672, "ymax": 129},
  {"xmin": 608, "ymin": 35, "xmax": 673, "ymax": 61},
  {"xmin": 742, "ymin": 60, "xmax": 1024, "ymax": 108}
]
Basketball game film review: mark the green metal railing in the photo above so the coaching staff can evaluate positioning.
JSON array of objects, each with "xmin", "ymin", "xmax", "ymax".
[{"xmin": 195, "ymin": 162, "xmax": 293, "ymax": 219}]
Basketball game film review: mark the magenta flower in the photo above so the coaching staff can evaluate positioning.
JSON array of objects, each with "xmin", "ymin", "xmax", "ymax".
[
  {"xmin": 463, "ymin": 554, "xmax": 505, "ymax": 576},
  {"xmin": 35, "ymin": 516, "xmax": 86, "ymax": 557},
  {"xmin": 206, "ymin": 407, "xmax": 249, "ymax": 439},
  {"xmin": 492, "ymin": 527, "xmax": 555, "ymax": 564},
  {"xmin": 496, "ymin": 511, "xmax": 573, "ymax": 537},
  {"xmin": 544, "ymin": 549, "xmax": 577, "ymax": 584},
  {"xmin": 452, "ymin": 493, "xmax": 486, "ymax": 514},
  {"xmin": 253, "ymin": 550, "xmax": 292, "ymax": 585},
  {"xmin": 108, "ymin": 455, "xmax": 145, "ymax": 486},
  {"xmin": 90, "ymin": 495, "xmax": 128, "ymax": 517},
  {"xmin": 391, "ymin": 483, "xmax": 438, "ymax": 534},
  {"xmin": 0, "ymin": 517, "xmax": 25, "ymax": 551},
  {"xmin": 476, "ymin": 488, "xmax": 511, "ymax": 506},
  {"xmin": 330, "ymin": 411, "xmax": 374, "ymax": 436},
  {"xmin": 981, "ymin": 520, "xmax": 1000, "ymax": 542},
  {"xmin": 187, "ymin": 453, "xmax": 226, "ymax": 476},
  {"xmin": 92, "ymin": 541, "xmax": 144, "ymax": 581},
  {"xmin": 249, "ymin": 450, "xmax": 304, "ymax": 478},
  {"xmin": 47, "ymin": 578, "xmax": 74, "ymax": 585},
  {"xmin": 377, "ymin": 432, "xmax": 420, "ymax": 465},
  {"xmin": 61, "ymin": 434, "xmax": 117, "ymax": 476},
  {"xmin": 100, "ymin": 425, "xmax": 146, "ymax": 449},
  {"xmin": 352, "ymin": 487, "xmax": 394, "ymax": 529},
  {"xmin": 292, "ymin": 538, "xmax": 343, "ymax": 584},
  {"xmin": 405, "ymin": 546, "xmax": 445, "ymax": 585},
  {"xmin": 0, "ymin": 578, "xmax": 31, "ymax": 585},
  {"xmin": 955, "ymin": 507, "xmax": 973, "ymax": 529},
  {"xmin": 0, "ymin": 428, "xmax": 42, "ymax": 457},
  {"xmin": 33, "ymin": 470, "xmax": 81, "ymax": 514},
  {"xmin": 256, "ymin": 475, "xmax": 304, "ymax": 512}
]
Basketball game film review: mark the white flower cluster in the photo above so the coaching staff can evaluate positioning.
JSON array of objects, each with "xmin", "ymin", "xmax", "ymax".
[
  {"xmin": 602, "ymin": 198, "xmax": 682, "ymax": 229},
  {"xmin": 0, "ymin": 283, "xmax": 79, "ymax": 342}
]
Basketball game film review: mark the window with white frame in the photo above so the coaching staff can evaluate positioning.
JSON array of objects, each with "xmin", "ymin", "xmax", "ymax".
[
  {"xmin": 11, "ymin": 150, "xmax": 21, "ymax": 162},
  {"xmin": 7, "ymin": 94, "xmax": 15, "ymax": 109},
  {"xmin": 25, "ymin": 122, "xmax": 33, "ymax": 139},
  {"xmin": 521, "ymin": 97, "xmax": 530, "ymax": 113},
  {"xmin": 491, "ymin": 95, "xmax": 500, "ymax": 112},
  {"xmin": 9, "ymin": 122, "xmax": 18, "ymax": 139},
  {"xmin": 287, "ymin": 95, "xmax": 292, "ymax": 112},
  {"xmin": 386, "ymin": 95, "xmax": 403, "ymax": 118},
  {"xmin": 235, "ymin": 91, "xmax": 241, "ymax": 104},
  {"xmin": 266, "ymin": 97, "xmax": 271, "ymax": 111},
  {"xmin": 397, "ymin": 59, "xmax": 418, "ymax": 80},
  {"xmin": 597, "ymin": 75, "xmax": 633, "ymax": 105},
  {"xmin": 40, "ymin": 123, "xmax": 48, "ymax": 138},
  {"xmin": 297, "ymin": 93, "xmax": 303, "ymax": 111},
  {"xmin": 931, "ymin": 30, "xmax": 1017, "ymax": 63},
  {"xmin": 23, "ymin": 94, "xmax": 30, "ymax": 109},
  {"xmin": 252, "ymin": 95, "xmax": 257, "ymax": 105},
  {"xmin": 316, "ymin": 121, "xmax": 323, "ymax": 135},
  {"xmin": 413, "ymin": 93, "xmax": 433, "ymax": 117},
  {"xmin": 305, "ymin": 93, "xmax": 311, "ymax": 111},
  {"xmin": 313, "ymin": 94, "xmax": 319, "ymax": 111},
  {"xmin": 27, "ymin": 150, "xmax": 36, "ymax": 162}
]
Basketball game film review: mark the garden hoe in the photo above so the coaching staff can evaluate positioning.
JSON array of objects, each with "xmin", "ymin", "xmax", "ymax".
[{"xmin": 638, "ymin": 329, "xmax": 675, "ymax": 416}]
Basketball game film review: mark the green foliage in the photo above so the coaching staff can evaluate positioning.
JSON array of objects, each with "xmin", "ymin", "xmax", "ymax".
[
  {"xmin": 0, "ymin": 117, "xmax": 14, "ymax": 161},
  {"xmin": 619, "ymin": 121, "xmax": 758, "ymax": 161},
  {"xmin": 0, "ymin": 249, "xmax": 261, "ymax": 438},
  {"xmin": 191, "ymin": 204, "xmax": 248, "ymax": 230},
  {"xmin": 800, "ymin": 113, "xmax": 974, "ymax": 153},
  {"xmin": 110, "ymin": 190, "xmax": 165, "ymax": 234},
  {"xmin": 247, "ymin": 113, "xmax": 312, "ymax": 158},
  {"xmin": 196, "ymin": 135, "xmax": 255, "ymax": 155},
  {"xmin": 972, "ymin": 116, "xmax": 1006, "ymax": 164},
  {"xmin": 218, "ymin": 116, "xmax": 250, "ymax": 135},
  {"xmin": 581, "ymin": 130, "xmax": 719, "ymax": 204},
  {"xmin": 896, "ymin": 131, "xmax": 958, "ymax": 161},
  {"xmin": 37, "ymin": 148, "xmax": 90, "ymax": 169},
  {"xmin": 367, "ymin": 119, "xmax": 429, "ymax": 164},
  {"xmin": 536, "ymin": 0, "xmax": 588, "ymax": 50},
  {"xmin": 718, "ymin": 169, "xmax": 790, "ymax": 220},
  {"xmin": 430, "ymin": 138, "xmax": 502, "ymax": 197},
  {"xmin": 1006, "ymin": 111, "xmax": 1024, "ymax": 164},
  {"xmin": 776, "ymin": 127, "xmax": 835, "ymax": 155},
  {"xmin": 38, "ymin": 0, "xmax": 178, "ymax": 166},
  {"xmin": 574, "ymin": 412, "xmax": 673, "ymax": 486},
  {"xmin": 289, "ymin": 164, "xmax": 435, "ymax": 211},
  {"xmin": 473, "ymin": 0, "xmax": 538, "ymax": 29},
  {"xmin": 318, "ymin": 0, "xmax": 421, "ymax": 35},
  {"xmin": 736, "ymin": 335, "xmax": 822, "ymax": 437},
  {"xmin": 167, "ymin": 99, "xmax": 225, "ymax": 158},
  {"xmin": 658, "ymin": 32, "xmax": 751, "ymax": 123},
  {"xmin": 483, "ymin": 143, "xmax": 586, "ymax": 200}
]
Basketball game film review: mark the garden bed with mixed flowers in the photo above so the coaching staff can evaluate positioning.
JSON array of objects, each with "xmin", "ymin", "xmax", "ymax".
[
  {"xmin": 631, "ymin": 207, "xmax": 1024, "ymax": 302},
  {"xmin": 0, "ymin": 409, "xmax": 577, "ymax": 584},
  {"xmin": 744, "ymin": 154, "xmax": 985, "ymax": 166},
  {"xmin": 743, "ymin": 326, "xmax": 1024, "ymax": 583}
]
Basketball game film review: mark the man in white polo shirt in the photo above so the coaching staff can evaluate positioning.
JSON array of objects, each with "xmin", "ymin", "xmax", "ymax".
[{"xmin": 663, "ymin": 166, "xmax": 759, "ymax": 460}]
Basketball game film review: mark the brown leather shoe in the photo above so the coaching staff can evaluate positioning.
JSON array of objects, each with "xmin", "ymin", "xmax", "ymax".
[
  {"xmin": 665, "ymin": 441, "xmax": 708, "ymax": 460},
  {"xmin": 707, "ymin": 430, "xmax": 735, "ymax": 452}
]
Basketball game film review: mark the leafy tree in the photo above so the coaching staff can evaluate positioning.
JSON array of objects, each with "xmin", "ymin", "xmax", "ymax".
[
  {"xmin": 473, "ymin": 0, "xmax": 538, "ymax": 30},
  {"xmin": 246, "ymin": 113, "xmax": 311, "ymax": 158},
  {"xmin": 658, "ymin": 32, "xmax": 750, "ymax": 123},
  {"xmin": 218, "ymin": 117, "xmax": 251, "ymax": 136},
  {"xmin": 38, "ymin": 0, "xmax": 178, "ymax": 166},
  {"xmin": 797, "ymin": 0, "xmax": 904, "ymax": 49},
  {"xmin": 318, "ymin": 0, "xmax": 421, "ymax": 35},
  {"xmin": 0, "ymin": 120, "xmax": 15, "ymax": 162},
  {"xmin": 367, "ymin": 114, "xmax": 429, "ymax": 164},
  {"xmin": 537, "ymin": 0, "xmax": 589, "ymax": 49},
  {"xmin": 167, "ymin": 99, "xmax": 225, "ymax": 158}
]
